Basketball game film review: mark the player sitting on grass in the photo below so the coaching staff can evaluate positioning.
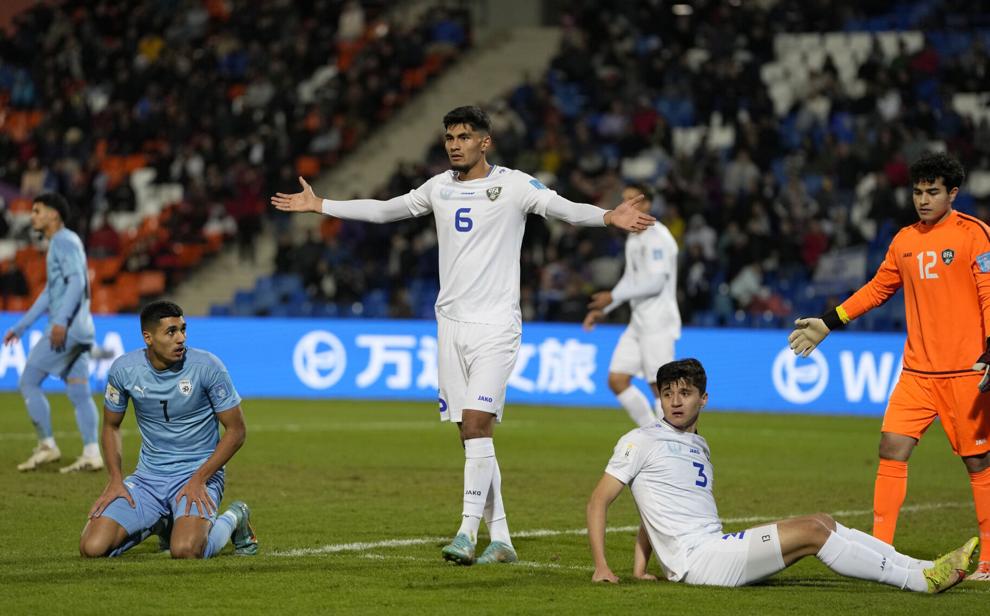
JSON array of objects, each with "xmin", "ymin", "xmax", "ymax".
[
  {"xmin": 78, "ymin": 300, "xmax": 257, "ymax": 559},
  {"xmin": 587, "ymin": 358, "xmax": 977, "ymax": 593}
]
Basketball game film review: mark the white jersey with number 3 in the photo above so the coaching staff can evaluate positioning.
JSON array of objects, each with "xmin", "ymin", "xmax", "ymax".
[
  {"xmin": 605, "ymin": 420, "xmax": 723, "ymax": 581},
  {"xmin": 403, "ymin": 166, "xmax": 567, "ymax": 328}
]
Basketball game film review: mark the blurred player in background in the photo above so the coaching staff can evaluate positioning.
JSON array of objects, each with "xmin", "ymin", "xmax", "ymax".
[
  {"xmin": 3, "ymin": 193, "xmax": 102, "ymax": 473},
  {"xmin": 78, "ymin": 300, "xmax": 257, "ymax": 559},
  {"xmin": 583, "ymin": 182, "xmax": 680, "ymax": 427},
  {"xmin": 587, "ymin": 358, "xmax": 977, "ymax": 593},
  {"xmin": 788, "ymin": 152, "xmax": 990, "ymax": 579},
  {"xmin": 272, "ymin": 105, "xmax": 655, "ymax": 566}
]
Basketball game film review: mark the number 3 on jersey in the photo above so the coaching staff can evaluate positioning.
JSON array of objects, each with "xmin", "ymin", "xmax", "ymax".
[
  {"xmin": 455, "ymin": 207, "xmax": 473, "ymax": 232},
  {"xmin": 692, "ymin": 461, "xmax": 708, "ymax": 487}
]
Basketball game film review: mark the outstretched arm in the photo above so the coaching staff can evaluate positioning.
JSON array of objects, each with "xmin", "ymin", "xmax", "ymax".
[
  {"xmin": 543, "ymin": 193, "xmax": 655, "ymax": 232},
  {"xmin": 4, "ymin": 287, "xmax": 49, "ymax": 345},
  {"xmin": 271, "ymin": 177, "xmax": 421, "ymax": 224},
  {"xmin": 587, "ymin": 473, "xmax": 626, "ymax": 583}
]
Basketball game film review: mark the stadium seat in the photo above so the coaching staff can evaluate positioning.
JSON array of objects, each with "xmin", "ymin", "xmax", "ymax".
[
  {"xmin": 137, "ymin": 270, "xmax": 166, "ymax": 297},
  {"xmin": 209, "ymin": 304, "xmax": 232, "ymax": 317}
]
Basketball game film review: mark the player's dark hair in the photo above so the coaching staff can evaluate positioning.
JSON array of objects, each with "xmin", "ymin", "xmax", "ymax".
[
  {"xmin": 656, "ymin": 358, "xmax": 707, "ymax": 395},
  {"xmin": 443, "ymin": 105, "xmax": 492, "ymax": 135},
  {"xmin": 624, "ymin": 182, "xmax": 653, "ymax": 201},
  {"xmin": 141, "ymin": 300, "xmax": 184, "ymax": 333},
  {"xmin": 34, "ymin": 193, "xmax": 71, "ymax": 225},
  {"xmin": 909, "ymin": 151, "xmax": 966, "ymax": 191}
]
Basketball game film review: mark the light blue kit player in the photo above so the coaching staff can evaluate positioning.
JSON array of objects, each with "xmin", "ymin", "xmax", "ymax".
[
  {"xmin": 79, "ymin": 300, "xmax": 258, "ymax": 559},
  {"xmin": 3, "ymin": 193, "xmax": 102, "ymax": 473}
]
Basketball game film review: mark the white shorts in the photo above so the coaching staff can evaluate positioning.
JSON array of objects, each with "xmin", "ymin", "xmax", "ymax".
[
  {"xmin": 437, "ymin": 315, "xmax": 520, "ymax": 423},
  {"xmin": 608, "ymin": 328, "xmax": 675, "ymax": 382},
  {"xmin": 682, "ymin": 524, "xmax": 786, "ymax": 587}
]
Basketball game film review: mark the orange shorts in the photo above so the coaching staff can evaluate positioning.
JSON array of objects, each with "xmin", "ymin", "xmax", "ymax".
[{"xmin": 883, "ymin": 371, "xmax": 990, "ymax": 456}]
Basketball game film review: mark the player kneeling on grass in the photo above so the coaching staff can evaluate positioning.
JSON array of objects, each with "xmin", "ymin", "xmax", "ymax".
[
  {"xmin": 78, "ymin": 300, "xmax": 257, "ymax": 559},
  {"xmin": 587, "ymin": 358, "xmax": 976, "ymax": 593}
]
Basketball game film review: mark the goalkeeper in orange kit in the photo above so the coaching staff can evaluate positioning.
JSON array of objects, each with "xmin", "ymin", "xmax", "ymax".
[{"xmin": 789, "ymin": 151, "xmax": 990, "ymax": 580}]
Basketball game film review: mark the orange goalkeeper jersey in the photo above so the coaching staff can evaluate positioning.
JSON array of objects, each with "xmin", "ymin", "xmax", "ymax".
[{"xmin": 839, "ymin": 210, "xmax": 990, "ymax": 376}]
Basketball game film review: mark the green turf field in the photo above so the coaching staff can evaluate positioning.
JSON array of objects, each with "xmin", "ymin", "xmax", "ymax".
[{"xmin": 0, "ymin": 393, "xmax": 987, "ymax": 614}]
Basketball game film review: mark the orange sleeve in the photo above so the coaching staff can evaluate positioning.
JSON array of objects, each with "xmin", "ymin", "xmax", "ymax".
[
  {"xmin": 971, "ymin": 234, "xmax": 990, "ymax": 339},
  {"xmin": 839, "ymin": 241, "xmax": 903, "ymax": 321}
]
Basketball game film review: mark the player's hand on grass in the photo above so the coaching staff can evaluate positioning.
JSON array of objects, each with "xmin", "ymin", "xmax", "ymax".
[
  {"xmin": 89, "ymin": 480, "xmax": 134, "ymax": 518},
  {"xmin": 788, "ymin": 317, "xmax": 830, "ymax": 357},
  {"xmin": 271, "ymin": 176, "xmax": 323, "ymax": 214},
  {"xmin": 605, "ymin": 195, "xmax": 654, "ymax": 233},
  {"xmin": 3, "ymin": 329, "xmax": 17, "ymax": 345},
  {"xmin": 592, "ymin": 567, "xmax": 620, "ymax": 583},
  {"xmin": 50, "ymin": 324, "xmax": 66, "ymax": 352},
  {"xmin": 176, "ymin": 477, "xmax": 216, "ymax": 518},
  {"xmin": 972, "ymin": 337, "xmax": 990, "ymax": 392},
  {"xmin": 583, "ymin": 309, "xmax": 604, "ymax": 332}
]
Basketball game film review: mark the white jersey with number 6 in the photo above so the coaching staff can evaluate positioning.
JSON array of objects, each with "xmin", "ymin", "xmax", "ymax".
[
  {"xmin": 402, "ymin": 166, "xmax": 596, "ymax": 328},
  {"xmin": 604, "ymin": 420, "xmax": 723, "ymax": 581},
  {"xmin": 323, "ymin": 165, "xmax": 610, "ymax": 328}
]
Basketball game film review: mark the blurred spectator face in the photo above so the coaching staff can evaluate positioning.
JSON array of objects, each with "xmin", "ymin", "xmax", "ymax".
[
  {"xmin": 912, "ymin": 178, "xmax": 956, "ymax": 225},
  {"xmin": 443, "ymin": 123, "xmax": 490, "ymax": 173}
]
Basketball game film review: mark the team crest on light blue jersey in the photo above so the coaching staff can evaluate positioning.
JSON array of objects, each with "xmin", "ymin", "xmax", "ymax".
[
  {"xmin": 486, "ymin": 186, "xmax": 502, "ymax": 201},
  {"xmin": 179, "ymin": 379, "xmax": 192, "ymax": 396}
]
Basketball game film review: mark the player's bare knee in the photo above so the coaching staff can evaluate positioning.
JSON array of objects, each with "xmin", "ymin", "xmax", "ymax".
[
  {"xmin": 813, "ymin": 512, "xmax": 836, "ymax": 532},
  {"xmin": 878, "ymin": 433, "xmax": 915, "ymax": 461},
  {"xmin": 607, "ymin": 373, "xmax": 631, "ymax": 395},
  {"xmin": 169, "ymin": 540, "xmax": 205, "ymax": 559},
  {"xmin": 963, "ymin": 452, "xmax": 990, "ymax": 473},
  {"xmin": 79, "ymin": 534, "xmax": 109, "ymax": 558}
]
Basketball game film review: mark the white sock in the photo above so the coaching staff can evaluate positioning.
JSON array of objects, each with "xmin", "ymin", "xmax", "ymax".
[
  {"xmin": 41, "ymin": 437, "xmax": 57, "ymax": 449},
  {"xmin": 483, "ymin": 457, "xmax": 512, "ymax": 545},
  {"xmin": 816, "ymin": 531, "xmax": 927, "ymax": 592},
  {"xmin": 617, "ymin": 386, "xmax": 655, "ymax": 427},
  {"xmin": 83, "ymin": 443, "xmax": 101, "ymax": 458},
  {"xmin": 457, "ymin": 437, "xmax": 495, "ymax": 543},
  {"xmin": 835, "ymin": 523, "xmax": 932, "ymax": 569}
]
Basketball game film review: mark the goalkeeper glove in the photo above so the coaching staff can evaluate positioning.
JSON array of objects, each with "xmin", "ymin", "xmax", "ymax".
[
  {"xmin": 788, "ymin": 307, "xmax": 848, "ymax": 357},
  {"xmin": 973, "ymin": 337, "xmax": 990, "ymax": 392}
]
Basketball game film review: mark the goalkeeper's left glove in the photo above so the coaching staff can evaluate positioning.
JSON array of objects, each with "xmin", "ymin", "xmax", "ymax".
[{"xmin": 973, "ymin": 337, "xmax": 990, "ymax": 392}]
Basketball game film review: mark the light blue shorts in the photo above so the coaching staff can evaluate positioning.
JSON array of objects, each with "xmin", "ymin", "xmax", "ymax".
[
  {"xmin": 100, "ymin": 469, "xmax": 225, "ymax": 535},
  {"xmin": 26, "ymin": 334, "xmax": 91, "ymax": 380}
]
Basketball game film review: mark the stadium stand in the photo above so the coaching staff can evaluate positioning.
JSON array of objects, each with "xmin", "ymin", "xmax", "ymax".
[
  {"xmin": 240, "ymin": 0, "xmax": 990, "ymax": 330},
  {"xmin": 0, "ymin": 0, "xmax": 471, "ymax": 312}
]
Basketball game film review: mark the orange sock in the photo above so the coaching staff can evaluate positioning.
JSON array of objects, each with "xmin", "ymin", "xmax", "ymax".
[
  {"xmin": 873, "ymin": 459, "xmax": 908, "ymax": 544},
  {"xmin": 969, "ymin": 467, "xmax": 990, "ymax": 563}
]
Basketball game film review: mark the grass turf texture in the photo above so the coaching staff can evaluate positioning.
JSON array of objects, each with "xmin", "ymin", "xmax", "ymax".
[{"xmin": 0, "ymin": 394, "xmax": 987, "ymax": 614}]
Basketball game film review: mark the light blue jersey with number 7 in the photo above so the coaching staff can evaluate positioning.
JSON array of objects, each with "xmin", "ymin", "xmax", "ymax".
[{"xmin": 104, "ymin": 348, "xmax": 241, "ymax": 475}]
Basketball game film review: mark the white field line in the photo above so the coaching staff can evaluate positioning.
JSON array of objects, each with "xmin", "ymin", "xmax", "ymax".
[
  {"xmin": 360, "ymin": 552, "xmax": 594, "ymax": 572},
  {"xmin": 272, "ymin": 501, "xmax": 971, "ymax": 558}
]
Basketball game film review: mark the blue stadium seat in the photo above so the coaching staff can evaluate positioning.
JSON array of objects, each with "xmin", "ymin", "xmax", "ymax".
[{"xmin": 209, "ymin": 304, "xmax": 231, "ymax": 317}]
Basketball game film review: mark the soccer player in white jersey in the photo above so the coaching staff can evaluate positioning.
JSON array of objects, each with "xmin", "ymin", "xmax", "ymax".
[
  {"xmin": 587, "ymin": 358, "xmax": 977, "ymax": 593},
  {"xmin": 3, "ymin": 193, "xmax": 103, "ymax": 473},
  {"xmin": 78, "ymin": 300, "xmax": 257, "ymax": 559},
  {"xmin": 583, "ymin": 182, "xmax": 680, "ymax": 427},
  {"xmin": 272, "ymin": 105, "xmax": 655, "ymax": 565}
]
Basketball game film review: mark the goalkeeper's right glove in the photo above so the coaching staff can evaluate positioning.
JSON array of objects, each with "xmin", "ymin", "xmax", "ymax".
[
  {"xmin": 788, "ymin": 307, "xmax": 847, "ymax": 357},
  {"xmin": 973, "ymin": 337, "xmax": 990, "ymax": 392}
]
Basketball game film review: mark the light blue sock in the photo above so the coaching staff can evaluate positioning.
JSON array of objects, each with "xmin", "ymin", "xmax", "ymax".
[
  {"xmin": 66, "ymin": 381, "xmax": 99, "ymax": 445},
  {"xmin": 203, "ymin": 511, "xmax": 237, "ymax": 558},
  {"xmin": 19, "ymin": 365, "xmax": 51, "ymax": 440}
]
